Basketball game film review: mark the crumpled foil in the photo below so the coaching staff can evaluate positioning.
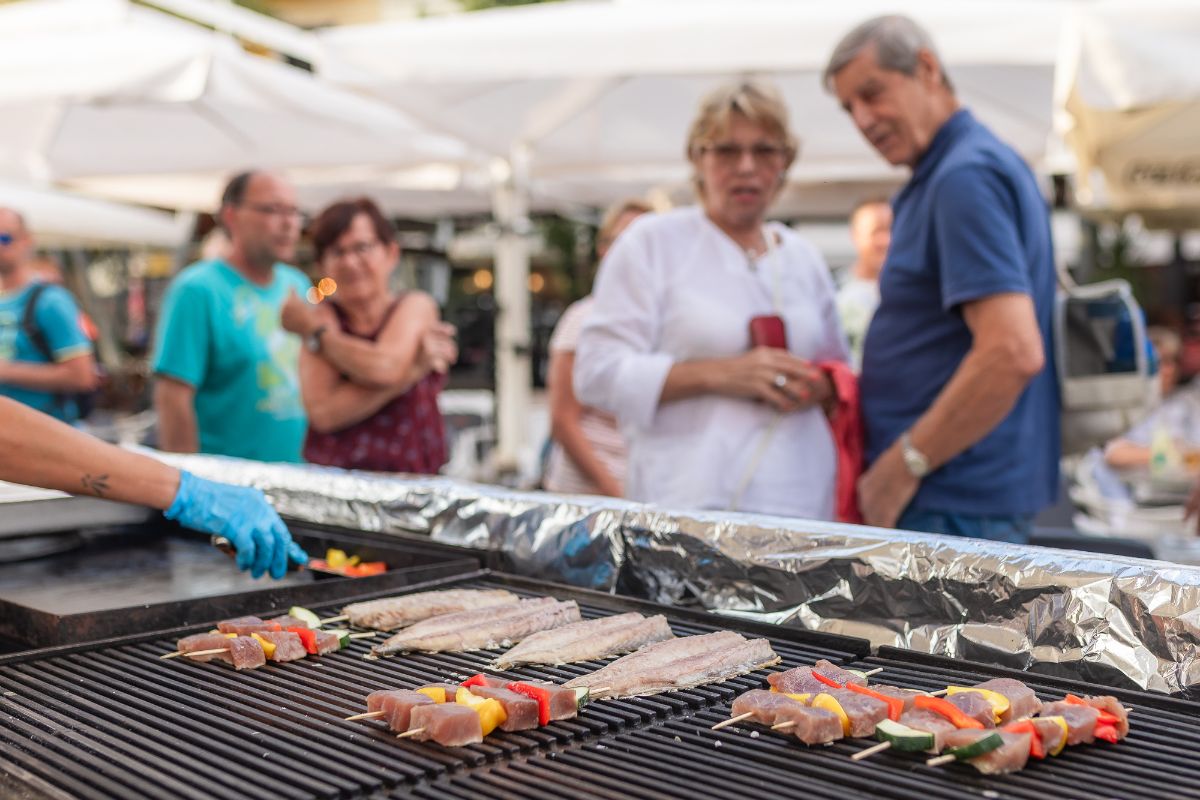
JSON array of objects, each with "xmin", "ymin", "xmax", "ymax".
[{"xmin": 148, "ymin": 450, "xmax": 1200, "ymax": 696}]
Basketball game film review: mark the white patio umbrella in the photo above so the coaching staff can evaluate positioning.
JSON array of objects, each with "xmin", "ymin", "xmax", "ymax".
[
  {"xmin": 1055, "ymin": 1, "xmax": 1200, "ymax": 227},
  {"xmin": 0, "ymin": 180, "xmax": 185, "ymax": 247},
  {"xmin": 318, "ymin": 0, "xmax": 1073, "ymax": 468},
  {"xmin": 0, "ymin": 0, "xmax": 474, "ymax": 190}
]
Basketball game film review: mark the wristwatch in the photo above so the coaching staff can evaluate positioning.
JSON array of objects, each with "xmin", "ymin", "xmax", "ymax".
[
  {"xmin": 305, "ymin": 325, "xmax": 327, "ymax": 354},
  {"xmin": 899, "ymin": 432, "xmax": 930, "ymax": 478}
]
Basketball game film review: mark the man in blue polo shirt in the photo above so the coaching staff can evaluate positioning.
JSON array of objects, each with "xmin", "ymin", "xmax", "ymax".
[
  {"xmin": 0, "ymin": 207, "xmax": 98, "ymax": 423},
  {"xmin": 825, "ymin": 15, "xmax": 1059, "ymax": 542}
]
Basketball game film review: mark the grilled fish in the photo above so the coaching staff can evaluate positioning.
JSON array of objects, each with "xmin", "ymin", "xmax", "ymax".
[
  {"xmin": 563, "ymin": 631, "xmax": 779, "ymax": 698},
  {"xmin": 343, "ymin": 588, "xmax": 520, "ymax": 630},
  {"xmin": 492, "ymin": 612, "xmax": 674, "ymax": 669},
  {"xmin": 372, "ymin": 597, "xmax": 581, "ymax": 655}
]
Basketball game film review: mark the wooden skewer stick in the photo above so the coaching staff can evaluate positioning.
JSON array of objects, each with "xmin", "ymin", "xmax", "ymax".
[
  {"xmin": 321, "ymin": 614, "xmax": 349, "ymax": 625},
  {"xmin": 397, "ymin": 728, "xmax": 425, "ymax": 739},
  {"xmin": 348, "ymin": 632, "xmax": 377, "ymax": 639},
  {"xmin": 161, "ymin": 648, "xmax": 229, "ymax": 660},
  {"xmin": 711, "ymin": 712, "xmax": 754, "ymax": 730},
  {"xmin": 862, "ymin": 668, "xmax": 884, "ymax": 677},
  {"xmin": 344, "ymin": 710, "xmax": 386, "ymax": 721},
  {"xmin": 926, "ymin": 754, "xmax": 957, "ymax": 767},
  {"xmin": 851, "ymin": 741, "xmax": 892, "ymax": 761},
  {"xmin": 770, "ymin": 721, "xmax": 795, "ymax": 731},
  {"xmin": 928, "ymin": 688, "xmax": 949, "ymax": 696}
]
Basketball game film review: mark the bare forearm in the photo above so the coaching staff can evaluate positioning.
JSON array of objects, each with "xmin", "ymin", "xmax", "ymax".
[
  {"xmin": 659, "ymin": 360, "xmax": 721, "ymax": 404},
  {"xmin": 552, "ymin": 416, "xmax": 620, "ymax": 495},
  {"xmin": 908, "ymin": 347, "xmax": 1034, "ymax": 469},
  {"xmin": 320, "ymin": 333, "xmax": 425, "ymax": 390},
  {"xmin": 153, "ymin": 383, "xmax": 199, "ymax": 453},
  {"xmin": 1105, "ymin": 439, "xmax": 1151, "ymax": 469},
  {"xmin": 0, "ymin": 359, "xmax": 95, "ymax": 392},
  {"xmin": 0, "ymin": 398, "xmax": 179, "ymax": 508},
  {"xmin": 307, "ymin": 382, "xmax": 404, "ymax": 434}
]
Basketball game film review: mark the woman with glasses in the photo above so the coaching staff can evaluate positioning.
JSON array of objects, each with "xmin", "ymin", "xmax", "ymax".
[
  {"xmin": 281, "ymin": 197, "xmax": 457, "ymax": 473},
  {"xmin": 574, "ymin": 82, "xmax": 851, "ymax": 519}
]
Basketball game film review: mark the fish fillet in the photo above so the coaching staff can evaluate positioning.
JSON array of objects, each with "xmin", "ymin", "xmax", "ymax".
[
  {"xmin": 372, "ymin": 598, "xmax": 581, "ymax": 655},
  {"xmin": 492, "ymin": 612, "xmax": 674, "ymax": 669},
  {"xmin": 342, "ymin": 589, "xmax": 520, "ymax": 630},
  {"xmin": 563, "ymin": 631, "xmax": 778, "ymax": 698}
]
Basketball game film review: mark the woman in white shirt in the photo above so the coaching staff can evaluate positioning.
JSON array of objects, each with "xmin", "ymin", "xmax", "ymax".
[{"xmin": 574, "ymin": 82, "xmax": 849, "ymax": 519}]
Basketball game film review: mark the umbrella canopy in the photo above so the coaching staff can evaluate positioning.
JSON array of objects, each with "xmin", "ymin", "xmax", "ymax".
[
  {"xmin": 1055, "ymin": 0, "xmax": 1200, "ymax": 226},
  {"xmin": 0, "ymin": 180, "xmax": 185, "ymax": 247},
  {"xmin": 318, "ymin": 0, "xmax": 1072, "ymax": 214},
  {"xmin": 0, "ymin": 0, "xmax": 474, "ymax": 197}
]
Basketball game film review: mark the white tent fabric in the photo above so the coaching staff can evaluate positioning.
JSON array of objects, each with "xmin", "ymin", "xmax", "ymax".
[
  {"xmin": 0, "ymin": 181, "xmax": 185, "ymax": 247},
  {"xmin": 0, "ymin": 0, "xmax": 473, "ymax": 193},
  {"xmin": 1055, "ymin": 1, "xmax": 1200, "ymax": 224},
  {"xmin": 318, "ymin": 0, "xmax": 1072, "ymax": 208}
]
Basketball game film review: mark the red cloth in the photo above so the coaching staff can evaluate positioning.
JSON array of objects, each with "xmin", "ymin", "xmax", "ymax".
[
  {"xmin": 303, "ymin": 297, "xmax": 447, "ymax": 474},
  {"xmin": 819, "ymin": 361, "xmax": 864, "ymax": 524}
]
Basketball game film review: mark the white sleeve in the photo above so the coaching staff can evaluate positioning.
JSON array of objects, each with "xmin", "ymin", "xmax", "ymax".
[
  {"xmin": 802, "ymin": 241, "xmax": 851, "ymax": 364},
  {"xmin": 573, "ymin": 227, "xmax": 674, "ymax": 432}
]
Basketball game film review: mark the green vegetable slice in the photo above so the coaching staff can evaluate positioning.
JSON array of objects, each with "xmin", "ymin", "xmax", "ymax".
[
  {"xmin": 288, "ymin": 606, "xmax": 321, "ymax": 629},
  {"xmin": 875, "ymin": 719, "xmax": 935, "ymax": 752},
  {"xmin": 945, "ymin": 732, "xmax": 1004, "ymax": 761}
]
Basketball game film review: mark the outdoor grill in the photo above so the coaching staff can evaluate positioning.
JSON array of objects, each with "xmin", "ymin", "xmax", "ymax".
[{"xmin": 2, "ymin": 569, "xmax": 1197, "ymax": 800}]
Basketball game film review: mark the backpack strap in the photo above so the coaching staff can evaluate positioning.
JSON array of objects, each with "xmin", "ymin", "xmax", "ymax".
[{"xmin": 19, "ymin": 283, "xmax": 68, "ymax": 416}]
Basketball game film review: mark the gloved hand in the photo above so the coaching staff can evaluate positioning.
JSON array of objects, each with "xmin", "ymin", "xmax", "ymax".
[{"xmin": 164, "ymin": 471, "xmax": 308, "ymax": 579}]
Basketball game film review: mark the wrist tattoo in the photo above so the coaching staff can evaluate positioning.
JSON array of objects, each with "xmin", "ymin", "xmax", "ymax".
[{"xmin": 81, "ymin": 473, "xmax": 111, "ymax": 498}]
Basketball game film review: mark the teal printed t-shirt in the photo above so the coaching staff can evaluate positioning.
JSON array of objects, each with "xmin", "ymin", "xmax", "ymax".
[
  {"xmin": 0, "ymin": 282, "xmax": 91, "ymax": 422},
  {"xmin": 152, "ymin": 260, "xmax": 310, "ymax": 462}
]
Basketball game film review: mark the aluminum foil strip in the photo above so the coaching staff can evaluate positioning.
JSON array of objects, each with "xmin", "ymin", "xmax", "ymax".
[{"xmin": 146, "ymin": 450, "xmax": 1200, "ymax": 695}]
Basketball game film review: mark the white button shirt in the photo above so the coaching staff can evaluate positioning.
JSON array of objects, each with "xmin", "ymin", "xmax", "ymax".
[{"xmin": 574, "ymin": 206, "xmax": 849, "ymax": 519}]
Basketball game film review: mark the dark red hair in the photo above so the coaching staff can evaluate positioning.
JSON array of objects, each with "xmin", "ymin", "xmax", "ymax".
[{"xmin": 310, "ymin": 197, "xmax": 393, "ymax": 261}]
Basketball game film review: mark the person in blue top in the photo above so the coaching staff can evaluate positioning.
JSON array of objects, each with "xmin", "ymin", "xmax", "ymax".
[
  {"xmin": 0, "ymin": 207, "xmax": 98, "ymax": 423},
  {"xmin": 825, "ymin": 15, "xmax": 1059, "ymax": 543},
  {"xmin": 152, "ymin": 171, "xmax": 311, "ymax": 462}
]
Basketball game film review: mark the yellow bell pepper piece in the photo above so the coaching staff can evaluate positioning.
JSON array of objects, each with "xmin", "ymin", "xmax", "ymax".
[
  {"xmin": 945, "ymin": 686, "xmax": 1010, "ymax": 724},
  {"xmin": 416, "ymin": 686, "xmax": 447, "ymax": 704},
  {"xmin": 812, "ymin": 693, "xmax": 850, "ymax": 736},
  {"xmin": 326, "ymin": 548, "xmax": 349, "ymax": 569},
  {"xmin": 783, "ymin": 693, "xmax": 811, "ymax": 704},
  {"xmin": 250, "ymin": 633, "xmax": 276, "ymax": 659},
  {"xmin": 1042, "ymin": 715, "xmax": 1070, "ymax": 756},
  {"xmin": 223, "ymin": 633, "xmax": 237, "ymax": 638},
  {"xmin": 455, "ymin": 688, "xmax": 507, "ymax": 736}
]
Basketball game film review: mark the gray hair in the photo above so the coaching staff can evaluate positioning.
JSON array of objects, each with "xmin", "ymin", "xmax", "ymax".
[{"xmin": 823, "ymin": 15, "xmax": 953, "ymax": 93}]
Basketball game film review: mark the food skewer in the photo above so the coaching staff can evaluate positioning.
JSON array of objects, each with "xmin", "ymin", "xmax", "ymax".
[
  {"xmin": 320, "ymin": 614, "xmax": 349, "ymax": 625},
  {"xmin": 160, "ymin": 647, "xmax": 228, "ymax": 660},
  {"xmin": 711, "ymin": 712, "xmax": 754, "ymax": 730}
]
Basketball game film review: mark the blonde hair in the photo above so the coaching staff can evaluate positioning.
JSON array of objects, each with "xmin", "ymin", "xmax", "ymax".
[
  {"xmin": 685, "ymin": 81, "xmax": 799, "ymax": 195},
  {"xmin": 598, "ymin": 198, "xmax": 653, "ymax": 248}
]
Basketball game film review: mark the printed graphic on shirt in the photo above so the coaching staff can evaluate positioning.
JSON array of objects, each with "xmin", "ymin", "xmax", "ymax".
[{"xmin": 232, "ymin": 286, "xmax": 304, "ymax": 420}]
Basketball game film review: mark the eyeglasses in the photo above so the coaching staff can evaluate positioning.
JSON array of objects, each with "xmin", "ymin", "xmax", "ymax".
[
  {"xmin": 700, "ymin": 142, "xmax": 789, "ymax": 167},
  {"xmin": 325, "ymin": 240, "xmax": 382, "ymax": 261},
  {"xmin": 240, "ymin": 203, "xmax": 306, "ymax": 223}
]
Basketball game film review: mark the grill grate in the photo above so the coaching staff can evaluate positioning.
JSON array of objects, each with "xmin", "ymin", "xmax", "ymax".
[
  {"xmin": 411, "ymin": 639, "xmax": 1200, "ymax": 800},
  {"xmin": 0, "ymin": 573, "xmax": 863, "ymax": 799}
]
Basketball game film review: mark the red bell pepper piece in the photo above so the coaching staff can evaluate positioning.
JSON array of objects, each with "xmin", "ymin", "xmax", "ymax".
[
  {"xmin": 1062, "ymin": 695, "xmax": 1121, "ymax": 727},
  {"xmin": 506, "ymin": 682, "xmax": 550, "ymax": 725},
  {"xmin": 913, "ymin": 695, "xmax": 985, "ymax": 730},
  {"xmin": 1093, "ymin": 723, "xmax": 1120, "ymax": 743},
  {"xmin": 286, "ymin": 626, "xmax": 318, "ymax": 654},
  {"xmin": 844, "ymin": 683, "xmax": 904, "ymax": 721},
  {"xmin": 461, "ymin": 674, "xmax": 490, "ymax": 690},
  {"xmin": 1003, "ymin": 720, "xmax": 1046, "ymax": 759},
  {"xmin": 811, "ymin": 671, "xmax": 843, "ymax": 689}
]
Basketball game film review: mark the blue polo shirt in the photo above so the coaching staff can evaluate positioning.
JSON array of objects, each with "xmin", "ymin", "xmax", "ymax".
[{"xmin": 860, "ymin": 109, "xmax": 1060, "ymax": 517}]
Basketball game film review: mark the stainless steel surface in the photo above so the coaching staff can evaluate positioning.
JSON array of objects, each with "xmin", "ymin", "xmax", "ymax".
[
  {"xmin": 145, "ymin": 448, "xmax": 1200, "ymax": 694},
  {"xmin": 0, "ymin": 481, "xmax": 153, "ymax": 538}
]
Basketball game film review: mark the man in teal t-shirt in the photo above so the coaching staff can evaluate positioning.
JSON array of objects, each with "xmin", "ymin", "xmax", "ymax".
[
  {"xmin": 0, "ymin": 207, "xmax": 97, "ymax": 423},
  {"xmin": 152, "ymin": 172, "xmax": 310, "ymax": 462}
]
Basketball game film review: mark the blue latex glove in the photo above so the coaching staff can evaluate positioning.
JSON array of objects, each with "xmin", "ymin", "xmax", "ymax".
[{"xmin": 164, "ymin": 471, "xmax": 308, "ymax": 579}]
